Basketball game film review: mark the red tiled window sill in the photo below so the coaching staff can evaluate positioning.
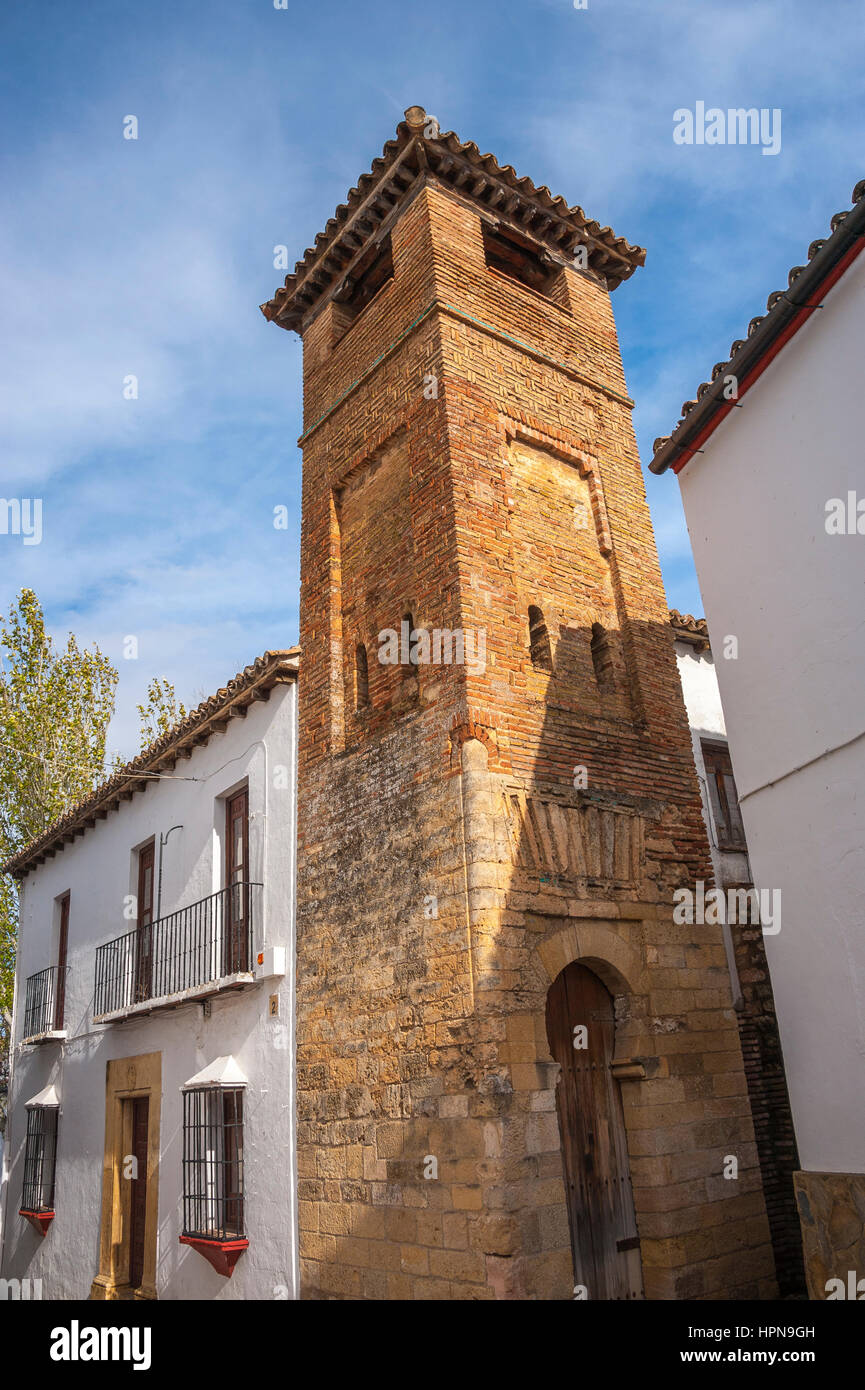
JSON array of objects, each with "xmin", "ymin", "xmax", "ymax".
[{"xmin": 179, "ymin": 1234, "xmax": 248, "ymax": 1278}]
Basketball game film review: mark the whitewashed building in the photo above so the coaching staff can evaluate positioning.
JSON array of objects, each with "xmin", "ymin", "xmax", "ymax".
[
  {"xmin": 671, "ymin": 611, "xmax": 804, "ymax": 1295},
  {"xmin": 672, "ymin": 611, "xmax": 748, "ymax": 1005},
  {"xmin": 651, "ymin": 178, "xmax": 865, "ymax": 1296},
  {"xmin": 0, "ymin": 649, "xmax": 299, "ymax": 1300}
]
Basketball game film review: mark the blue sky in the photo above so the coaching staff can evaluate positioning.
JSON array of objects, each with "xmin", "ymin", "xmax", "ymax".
[{"xmin": 2, "ymin": 0, "xmax": 863, "ymax": 757}]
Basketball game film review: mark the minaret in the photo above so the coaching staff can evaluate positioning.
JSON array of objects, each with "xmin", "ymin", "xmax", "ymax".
[{"xmin": 263, "ymin": 107, "xmax": 776, "ymax": 1300}]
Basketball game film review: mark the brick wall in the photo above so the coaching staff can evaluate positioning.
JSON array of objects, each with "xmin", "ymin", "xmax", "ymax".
[
  {"xmin": 729, "ymin": 907, "xmax": 805, "ymax": 1295},
  {"xmin": 290, "ymin": 179, "xmax": 777, "ymax": 1299}
]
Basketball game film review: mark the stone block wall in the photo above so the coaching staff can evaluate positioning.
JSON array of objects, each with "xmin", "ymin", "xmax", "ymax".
[
  {"xmin": 291, "ymin": 180, "xmax": 777, "ymax": 1298},
  {"xmin": 795, "ymin": 1172, "xmax": 865, "ymax": 1300}
]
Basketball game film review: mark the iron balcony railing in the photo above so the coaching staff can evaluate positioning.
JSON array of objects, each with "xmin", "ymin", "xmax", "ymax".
[
  {"xmin": 94, "ymin": 882, "xmax": 262, "ymax": 1017},
  {"xmin": 23, "ymin": 967, "xmax": 61, "ymax": 1039}
]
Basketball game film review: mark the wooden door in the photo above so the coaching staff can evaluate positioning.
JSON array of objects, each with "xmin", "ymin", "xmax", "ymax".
[
  {"xmin": 128, "ymin": 1097, "xmax": 149, "ymax": 1289},
  {"xmin": 546, "ymin": 962, "xmax": 643, "ymax": 1300},
  {"xmin": 55, "ymin": 895, "xmax": 69, "ymax": 1030},
  {"xmin": 134, "ymin": 844, "xmax": 155, "ymax": 1002},
  {"xmin": 225, "ymin": 789, "xmax": 249, "ymax": 974}
]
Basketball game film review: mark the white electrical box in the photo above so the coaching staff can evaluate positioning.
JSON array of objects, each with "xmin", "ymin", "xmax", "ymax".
[{"xmin": 255, "ymin": 946, "xmax": 286, "ymax": 980}]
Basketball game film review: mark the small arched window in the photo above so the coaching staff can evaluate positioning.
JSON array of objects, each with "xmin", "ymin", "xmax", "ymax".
[
  {"xmin": 355, "ymin": 643, "xmax": 369, "ymax": 709},
  {"xmin": 528, "ymin": 606, "xmax": 553, "ymax": 672},
  {"xmin": 403, "ymin": 612, "xmax": 415, "ymax": 674},
  {"xmin": 590, "ymin": 623, "xmax": 614, "ymax": 691}
]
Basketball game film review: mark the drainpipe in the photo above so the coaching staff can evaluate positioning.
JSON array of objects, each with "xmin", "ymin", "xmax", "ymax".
[{"xmin": 156, "ymin": 825, "xmax": 183, "ymax": 921}]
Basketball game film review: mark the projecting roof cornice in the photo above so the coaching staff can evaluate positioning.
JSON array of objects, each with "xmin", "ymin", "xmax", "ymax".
[
  {"xmin": 651, "ymin": 177, "xmax": 865, "ymax": 475},
  {"xmin": 261, "ymin": 105, "xmax": 646, "ymax": 333},
  {"xmin": 669, "ymin": 609, "xmax": 710, "ymax": 652},
  {"xmin": 3, "ymin": 649, "xmax": 299, "ymax": 881}
]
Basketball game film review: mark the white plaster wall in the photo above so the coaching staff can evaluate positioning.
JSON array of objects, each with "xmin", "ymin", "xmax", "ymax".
[
  {"xmin": 0, "ymin": 683, "xmax": 299, "ymax": 1299},
  {"xmin": 675, "ymin": 641, "xmax": 747, "ymax": 1001},
  {"xmin": 676, "ymin": 249, "xmax": 865, "ymax": 1173},
  {"xmin": 675, "ymin": 643, "xmax": 726, "ymax": 740}
]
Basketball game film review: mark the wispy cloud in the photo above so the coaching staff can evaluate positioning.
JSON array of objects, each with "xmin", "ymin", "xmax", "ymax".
[{"xmin": 1, "ymin": 0, "xmax": 862, "ymax": 753}]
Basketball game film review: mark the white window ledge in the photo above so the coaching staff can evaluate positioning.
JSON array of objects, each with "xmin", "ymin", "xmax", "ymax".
[{"xmin": 21, "ymin": 1029, "xmax": 67, "ymax": 1047}]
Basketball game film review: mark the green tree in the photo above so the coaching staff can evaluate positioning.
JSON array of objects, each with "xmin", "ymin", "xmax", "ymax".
[
  {"xmin": 0, "ymin": 589, "xmax": 118, "ymax": 1124},
  {"xmin": 0, "ymin": 590, "xmax": 185, "ymax": 1118},
  {"xmin": 0, "ymin": 590, "xmax": 118, "ymax": 861},
  {"xmin": 135, "ymin": 676, "xmax": 187, "ymax": 750}
]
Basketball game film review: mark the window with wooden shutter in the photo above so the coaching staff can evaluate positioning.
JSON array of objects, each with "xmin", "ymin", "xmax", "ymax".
[
  {"xmin": 701, "ymin": 740, "xmax": 747, "ymax": 851},
  {"xmin": 55, "ymin": 894, "xmax": 69, "ymax": 1031},
  {"xmin": 225, "ymin": 788, "xmax": 250, "ymax": 975},
  {"xmin": 134, "ymin": 842, "xmax": 155, "ymax": 1003}
]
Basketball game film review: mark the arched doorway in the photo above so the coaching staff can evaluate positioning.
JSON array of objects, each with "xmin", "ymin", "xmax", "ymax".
[{"xmin": 546, "ymin": 961, "xmax": 643, "ymax": 1300}]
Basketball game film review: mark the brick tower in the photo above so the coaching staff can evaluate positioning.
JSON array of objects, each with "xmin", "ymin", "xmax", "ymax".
[{"xmin": 262, "ymin": 107, "xmax": 776, "ymax": 1300}]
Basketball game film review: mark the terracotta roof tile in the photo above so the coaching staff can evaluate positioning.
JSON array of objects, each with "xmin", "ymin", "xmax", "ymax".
[
  {"xmin": 651, "ymin": 178, "xmax": 865, "ymax": 473},
  {"xmin": 669, "ymin": 609, "xmax": 710, "ymax": 649},
  {"xmin": 4, "ymin": 649, "xmax": 299, "ymax": 880},
  {"xmin": 262, "ymin": 107, "xmax": 645, "ymax": 331}
]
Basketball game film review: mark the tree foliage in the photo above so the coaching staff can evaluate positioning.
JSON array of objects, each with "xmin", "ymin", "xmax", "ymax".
[
  {"xmin": 0, "ymin": 591, "xmax": 118, "ymax": 857},
  {"xmin": 135, "ymin": 676, "xmax": 187, "ymax": 751},
  {"xmin": 0, "ymin": 589, "xmax": 185, "ymax": 1110}
]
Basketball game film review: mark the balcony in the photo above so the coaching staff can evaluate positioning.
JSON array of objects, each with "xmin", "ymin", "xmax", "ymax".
[
  {"xmin": 22, "ymin": 967, "xmax": 66, "ymax": 1045},
  {"xmin": 94, "ymin": 882, "xmax": 264, "ymax": 1022}
]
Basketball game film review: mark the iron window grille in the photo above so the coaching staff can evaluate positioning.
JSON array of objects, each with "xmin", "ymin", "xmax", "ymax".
[
  {"xmin": 22, "ymin": 1105, "xmax": 58, "ymax": 1213},
  {"xmin": 22, "ymin": 966, "xmax": 60, "ymax": 1038},
  {"xmin": 182, "ymin": 1086, "xmax": 244, "ymax": 1242}
]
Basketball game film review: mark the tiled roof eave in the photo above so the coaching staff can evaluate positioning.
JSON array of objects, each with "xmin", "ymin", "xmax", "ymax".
[
  {"xmin": 4, "ymin": 649, "xmax": 300, "ymax": 881},
  {"xmin": 670, "ymin": 610, "xmax": 710, "ymax": 649},
  {"xmin": 651, "ymin": 179, "xmax": 865, "ymax": 475},
  {"xmin": 261, "ymin": 108, "xmax": 646, "ymax": 333}
]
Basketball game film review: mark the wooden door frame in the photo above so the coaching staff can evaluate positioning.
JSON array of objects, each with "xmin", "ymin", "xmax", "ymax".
[
  {"xmin": 55, "ymin": 893, "xmax": 69, "ymax": 1031},
  {"xmin": 519, "ymin": 917, "xmax": 651, "ymax": 1299},
  {"xmin": 134, "ymin": 841, "xmax": 156, "ymax": 1002},
  {"xmin": 224, "ymin": 786, "xmax": 250, "ymax": 975},
  {"xmin": 546, "ymin": 960, "xmax": 643, "ymax": 1300},
  {"xmin": 127, "ymin": 1096, "xmax": 150, "ymax": 1290},
  {"xmin": 90, "ymin": 1053, "xmax": 161, "ymax": 1301}
]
